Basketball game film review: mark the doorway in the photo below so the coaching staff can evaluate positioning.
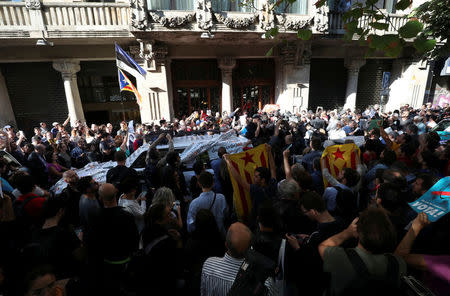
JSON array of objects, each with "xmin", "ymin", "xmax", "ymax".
[{"xmin": 232, "ymin": 59, "xmax": 275, "ymax": 112}]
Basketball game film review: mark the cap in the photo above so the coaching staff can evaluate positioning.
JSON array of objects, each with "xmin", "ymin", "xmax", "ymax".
[
  {"xmin": 3, "ymin": 125, "xmax": 11, "ymax": 130},
  {"xmin": 52, "ymin": 122, "xmax": 59, "ymax": 127}
]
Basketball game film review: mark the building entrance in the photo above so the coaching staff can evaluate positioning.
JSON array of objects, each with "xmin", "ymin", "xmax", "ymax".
[
  {"xmin": 172, "ymin": 60, "xmax": 221, "ymax": 116},
  {"xmin": 232, "ymin": 59, "xmax": 275, "ymax": 112}
]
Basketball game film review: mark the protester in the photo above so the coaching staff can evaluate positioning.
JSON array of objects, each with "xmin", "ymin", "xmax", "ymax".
[{"xmin": 0, "ymin": 102, "xmax": 449, "ymax": 296}]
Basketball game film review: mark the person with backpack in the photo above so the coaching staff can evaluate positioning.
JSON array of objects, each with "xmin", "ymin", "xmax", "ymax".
[
  {"xmin": 13, "ymin": 173, "xmax": 46, "ymax": 227},
  {"xmin": 318, "ymin": 208, "xmax": 407, "ymax": 296},
  {"xmin": 187, "ymin": 171, "xmax": 228, "ymax": 237},
  {"xmin": 322, "ymin": 166, "xmax": 361, "ymax": 224}
]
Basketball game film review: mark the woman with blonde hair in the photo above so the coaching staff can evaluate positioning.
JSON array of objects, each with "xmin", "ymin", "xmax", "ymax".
[{"xmin": 150, "ymin": 187, "xmax": 182, "ymax": 228}]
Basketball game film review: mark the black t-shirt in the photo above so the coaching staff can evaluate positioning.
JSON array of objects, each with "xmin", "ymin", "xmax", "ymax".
[
  {"xmin": 29, "ymin": 225, "xmax": 81, "ymax": 278},
  {"xmin": 106, "ymin": 165, "xmax": 138, "ymax": 190},
  {"xmin": 87, "ymin": 206, "xmax": 139, "ymax": 262}
]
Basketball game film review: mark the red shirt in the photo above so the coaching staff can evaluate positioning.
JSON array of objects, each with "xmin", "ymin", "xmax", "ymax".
[{"xmin": 17, "ymin": 193, "xmax": 46, "ymax": 220}]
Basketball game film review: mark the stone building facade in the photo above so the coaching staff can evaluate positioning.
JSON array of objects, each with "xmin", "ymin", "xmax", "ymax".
[{"xmin": 0, "ymin": 0, "xmax": 434, "ymax": 131}]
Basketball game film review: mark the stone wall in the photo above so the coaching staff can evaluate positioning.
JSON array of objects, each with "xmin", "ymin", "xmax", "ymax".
[{"xmin": 2, "ymin": 62, "xmax": 68, "ymax": 134}]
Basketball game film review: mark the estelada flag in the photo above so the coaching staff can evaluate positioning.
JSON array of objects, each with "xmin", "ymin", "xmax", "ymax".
[
  {"xmin": 321, "ymin": 143, "xmax": 360, "ymax": 187},
  {"xmin": 118, "ymin": 69, "xmax": 143, "ymax": 109},
  {"xmin": 227, "ymin": 144, "xmax": 269, "ymax": 222}
]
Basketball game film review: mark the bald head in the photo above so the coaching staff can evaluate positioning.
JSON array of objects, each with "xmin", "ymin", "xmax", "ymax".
[
  {"xmin": 226, "ymin": 222, "xmax": 252, "ymax": 259},
  {"xmin": 99, "ymin": 183, "xmax": 117, "ymax": 204}
]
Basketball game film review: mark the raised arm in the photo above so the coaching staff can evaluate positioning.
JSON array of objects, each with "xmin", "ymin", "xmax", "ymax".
[
  {"xmin": 318, "ymin": 217, "xmax": 358, "ymax": 259},
  {"xmin": 254, "ymin": 120, "xmax": 261, "ymax": 138},
  {"xmin": 223, "ymin": 154, "xmax": 250, "ymax": 192},
  {"xmin": 321, "ymin": 157, "xmax": 339, "ymax": 186},
  {"xmin": 266, "ymin": 144, "xmax": 276, "ymax": 180},
  {"xmin": 379, "ymin": 127, "xmax": 393, "ymax": 149},
  {"xmin": 283, "ymin": 149, "xmax": 293, "ymax": 181},
  {"xmin": 63, "ymin": 115, "xmax": 70, "ymax": 127},
  {"xmin": 394, "ymin": 212, "xmax": 430, "ymax": 270}
]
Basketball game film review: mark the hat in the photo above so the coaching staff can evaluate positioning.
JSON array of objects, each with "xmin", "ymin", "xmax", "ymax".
[
  {"xmin": 3, "ymin": 125, "xmax": 11, "ymax": 131},
  {"xmin": 52, "ymin": 122, "xmax": 59, "ymax": 127}
]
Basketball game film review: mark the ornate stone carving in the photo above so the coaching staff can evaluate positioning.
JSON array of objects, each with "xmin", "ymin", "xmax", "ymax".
[
  {"xmin": 314, "ymin": 5, "xmax": 329, "ymax": 33},
  {"xmin": 25, "ymin": 0, "xmax": 41, "ymax": 10},
  {"xmin": 259, "ymin": 1, "xmax": 275, "ymax": 30},
  {"xmin": 130, "ymin": 0, "xmax": 149, "ymax": 30},
  {"xmin": 52, "ymin": 60, "xmax": 80, "ymax": 80},
  {"xmin": 295, "ymin": 42, "xmax": 312, "ymax": 66},
  {"xmin": 218, "ymin": 57, "xmax": 236, "ymax": 75},
  {"xmin": 276, "ymin": 14, "xmax": 313, "ymax": 31},
  {"xmin": 149, "ymin": 11, "xmax": 195, "ymax": 28},
  {"xmin": 280, "ymin": 42, "xmax": 312, "ymax": 67},
  {"xmin": 344, "ymin": 58, "xmax": 366, "ymax": 74},
  {"xmin": 138, "ymin": 40, "xmax": 155, "ymax": 65},
  {"xmin": 214, "ymin": 12, "xmax": 258, "ymax": 29},
  {"xmin": 196, "ymin": 0, "xmax": 213, "ymax": 30}
]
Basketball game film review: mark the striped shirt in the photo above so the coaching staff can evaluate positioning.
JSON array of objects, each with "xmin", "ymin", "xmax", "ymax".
[{"xmin": 201, "ymin": 253, "xmax": 274, "ymax": 296}]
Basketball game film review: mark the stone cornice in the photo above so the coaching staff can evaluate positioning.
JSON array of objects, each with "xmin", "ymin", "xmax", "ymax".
[
  {"xmin": 214, "ymin": 12, "xmax": 258, "ymax": 29},
  {"xmin": 148, "ymin": 11, "xmax": 195, "ymax": 28}
]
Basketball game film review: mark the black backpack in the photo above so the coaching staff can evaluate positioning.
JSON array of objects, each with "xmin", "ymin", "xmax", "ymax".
[
  {"xmin": 339, "ymin": 248, "xmax": 401, "ymax": 296},
  {"xmin": 227, "ymin": 249, "xmax": 276, "ymax": 296},
  {"xmin": 333, "ymin": 186, "xmax": 359, "ymax": 222}
]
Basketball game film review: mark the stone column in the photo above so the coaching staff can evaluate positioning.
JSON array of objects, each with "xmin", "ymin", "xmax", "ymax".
[
  {"xmin": 218, "ymin": 57, "xmax": 236, "ymax": 115},
  {"xmin": 52, "ymin": 60, "xmax": 85, "ymax": 126},
  {"xmin": 344, "ymin": 58, "xmax": 366, "ymax": 111},
  {"xmin": 0, "ymin": 69, "xmax": 17, "ymax": 128}
]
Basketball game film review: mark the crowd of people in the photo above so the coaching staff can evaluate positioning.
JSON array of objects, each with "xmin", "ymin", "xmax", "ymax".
[{"xmin": 0, "ymin": 102, "xmax": 449, "ymax": 296}]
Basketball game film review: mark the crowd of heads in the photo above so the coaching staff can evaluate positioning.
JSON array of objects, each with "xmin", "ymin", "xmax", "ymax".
[{"xmin": 0, "ymin": 102, "xmax": 449, "ymax": 296}]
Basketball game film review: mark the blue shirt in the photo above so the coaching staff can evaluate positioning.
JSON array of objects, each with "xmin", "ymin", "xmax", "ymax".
[
  {"xmin": 211, "ymin": 158, "xmax": 223, "ymax": 194},
  {"xmin": 301, "ymin": 150, "xmax": 323, "ymax": 173},
  {"xmin": 187, "ymin": 191, "xmax": 228, "ymax": 236},
  {"xmin": 322, "ymin": 183, "xmax": 351, "ymax": 212}
]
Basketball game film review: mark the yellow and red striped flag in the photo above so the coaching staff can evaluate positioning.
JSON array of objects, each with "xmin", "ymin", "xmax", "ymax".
[
  {"xmin": 321, "ymin": 143, "xmax": 360, "ymax": 187},
  {"xmin": 227, "ymin": 144, "xmax": 269, "ymax": 222}
]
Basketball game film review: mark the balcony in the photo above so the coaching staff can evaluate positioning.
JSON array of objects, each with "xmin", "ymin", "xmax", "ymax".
[
  {"xmin": 0, "ymin": 1, "xmax": 132, "ymax": 39},
  {"xmin": 328, "ymin": 11, "xmax": 408, "ymax": 36}
]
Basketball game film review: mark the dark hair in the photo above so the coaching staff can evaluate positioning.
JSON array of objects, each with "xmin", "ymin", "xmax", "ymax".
[
  {"xmin": 294, "ymin": 170, "xmax": 313, "ymax": 191},
  {"xmin": 375, "ymin": 168, "xmax": 386, "ymax": 183},
  {"xmin": 377, "ymin": 182, "xmax": 404, "ymax": 212},
  {"xmin": 114, "ymin": 150, "xmax": 126, "ymax": 162},
  {"xmin": 415, "ymin": 173, "xmax": 434, "ymax": 193},
  {"xmin": 16, "ymin": 173, "xmax": 34, "ymax": 194},
  {"xmin": 381, "ymin": 149, "xmax": 397, "ymax": 166},
  {"xmin": 257, "ymin": 203, "xmax": 279, "ymax": 228},
  {"xmin": 147, "ymin": 203, "xmax": 167, "ymax": 227},
  {"xmin": 42, "ymin": 196, "xmax": 66, "ymax": 219},
  {"xmin": 218, "ymin": 147, "xmax": 227, "ymax": 159},
  {"xmin": 421, "ymin": 150, "xmax": 440, "ymax": 170},
  {"xmin": 166, "ymin": 151, "xmax": 179, "ymax": 167},
  {"xmin": 198, "ymin": 171, "xmax": 214, "ymax": 188},
  {"xmin": 357, "ymin": 208, "xmax": 397, "ymax": 254},
  {"xmin": 400, "ymin": 142, "xmax": 415, "ymax": 157},
  {"xmin": 343, "ymin": 168, "xmax": 360, "ymax": 187},
  {"xmin": 301, "ymin": 191, "xmax": 326, "ymax": 213},
  {"xmin": 425, "ymin": 132, "xmax": 440, "ymax": 151},
  {"xmin": 193, "ymin": 160, "xmax": 205, "ymax": 176},
  {"xmin": 119, "ymin": 177, "xmax": 139, "ymax": 194},
  {"xmin": 407, "ymin": 124, "xmax": 418, "ymax": 135},
  {"xmin": 311, "ymin": 137, "xmax": 322, "ymax": 151},
  {"xmin": 255, "ymin": 167, "xmax": 271, "ymax": 184},
  {"xmin": 77, "ymin": 176, "xmax": 93, "ymax": 194}
]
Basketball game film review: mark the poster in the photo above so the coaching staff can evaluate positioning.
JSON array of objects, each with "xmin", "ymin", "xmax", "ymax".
[{"xmin": 409, "ymin": 177, "xmax": 450, "ymax": 222}]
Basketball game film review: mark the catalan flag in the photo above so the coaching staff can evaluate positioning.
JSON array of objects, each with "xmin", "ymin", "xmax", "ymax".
[
  {"xmin": 118, "ymin": 69, "xmax": 142, "ymax": 109},
  {"xmin": 227, "ymin": 144, "xmax": 269, "ymax": 221},
  {"xmin": 321, "ymin": 143, "xmax": 360, "ymax": 187}
]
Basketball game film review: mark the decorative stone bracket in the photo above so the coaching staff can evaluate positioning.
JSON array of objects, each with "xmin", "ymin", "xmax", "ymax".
[
  {"xmin": 135, "ymin": 40, "xmax": 168, "ymax": 71},
  {"xmin": 280, "ymin": 41, "xmax": 311, "ymax": 67}
]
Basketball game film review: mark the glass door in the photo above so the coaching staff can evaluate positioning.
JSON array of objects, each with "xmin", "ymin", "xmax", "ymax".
[{"xmin": 174, "ymin": 87, "xmax": 221, "ymax": 117}]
